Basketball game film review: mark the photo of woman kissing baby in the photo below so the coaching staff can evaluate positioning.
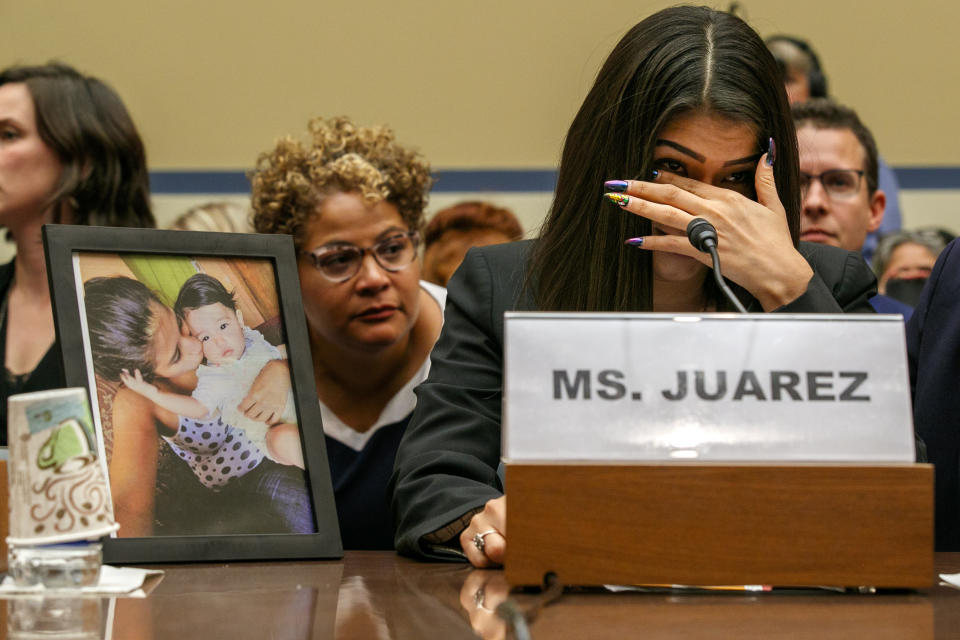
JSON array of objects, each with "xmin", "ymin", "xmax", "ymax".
[{"xmin": 77, "ymin": 253, "xmax": 315, "ymax": 538}]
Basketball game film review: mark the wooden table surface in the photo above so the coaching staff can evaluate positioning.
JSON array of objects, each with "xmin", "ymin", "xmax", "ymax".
[{"xmin": 3, "ymin": 551, "xmax": 959, "ymax": 639}]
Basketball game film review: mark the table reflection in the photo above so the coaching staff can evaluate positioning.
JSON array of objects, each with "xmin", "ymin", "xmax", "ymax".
[
  {"xmin": 1, "ymin": 553, "xmax": 949, "ymax": 640},
  {"xmin": 334, "ymin": 576, "xmax": 390, "ymax": 639},
  {"xmin": 7, "ymin": 596, "xmax": 111, "ymax": 639},
  {"xmin": 331, "ymin": 557, "xmax": 940, "ymax": 640},
  {"xmin": 452, "ymin": 570, "xmax": 936, "ymax": 640},
  {"xmin": 111, "ymin": 563, "xmax": 341, "ymax": 640},
  {"xmin": 458, "ymin": 570, "xmax": 510, "ymax": 640}
]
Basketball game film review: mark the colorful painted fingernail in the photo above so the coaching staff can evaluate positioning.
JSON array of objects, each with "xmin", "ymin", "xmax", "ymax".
[
  {"xmin": 604, "ymin": 193, "xmax": 630, "ymax": 206},
  {"xmin": 766, "ymin": 137, "xmax": 776, "ymax": 167},
  {"xmin": 651, "ymin": 169, "xmax": 660, "ymax": 179},
  {"xmin": 625, "ymin": 237, "xmax": 644, "ymax": 247},
  {"xmin": 604, "ymin": 180, "xmax": 629, "ymax": 192}
]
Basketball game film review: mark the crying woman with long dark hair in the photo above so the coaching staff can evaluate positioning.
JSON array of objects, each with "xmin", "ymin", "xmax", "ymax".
[{"xmin": 390, "ymin": 5, "xmax": 876, "ymax": 566}]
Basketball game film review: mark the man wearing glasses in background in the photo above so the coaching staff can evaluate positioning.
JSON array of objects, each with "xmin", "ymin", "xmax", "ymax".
[{"xmin": 793, "ymin": 99, "xmax": 912, "ymax": 316}]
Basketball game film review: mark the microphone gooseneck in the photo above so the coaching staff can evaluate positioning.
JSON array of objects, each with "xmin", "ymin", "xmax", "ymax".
[{"xmin": 685, "ymin": 218, "xmax": 747, "ymax": 313}]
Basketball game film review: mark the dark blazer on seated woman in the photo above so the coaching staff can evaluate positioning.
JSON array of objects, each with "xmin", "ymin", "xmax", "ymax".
[
  {"xmin": 390, "ymin": 239, "xmax": 877, "ymax": 559},
  {"xmin": 906, "ymin": 237, "xmax": 960, "ymax": 551}
]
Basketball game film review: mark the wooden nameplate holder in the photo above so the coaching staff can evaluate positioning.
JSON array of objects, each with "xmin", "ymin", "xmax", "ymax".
[{"xmin": 505, "ymin": 462, "xmax": 933, "ymax": 588}]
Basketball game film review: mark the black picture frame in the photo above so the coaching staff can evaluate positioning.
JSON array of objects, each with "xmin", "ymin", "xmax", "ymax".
[{"xmin": 43, "ymin": 224, "xmax": 342, "ymax": 563}]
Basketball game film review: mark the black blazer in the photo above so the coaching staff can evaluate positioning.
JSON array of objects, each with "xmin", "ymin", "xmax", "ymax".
[
  {"xmin": 906, "ymin": 238, "xmax": 960, "ymax": 551},
  {"xmin": 390, "ymin": 240, "xmax": 877, "ymax": 559}
]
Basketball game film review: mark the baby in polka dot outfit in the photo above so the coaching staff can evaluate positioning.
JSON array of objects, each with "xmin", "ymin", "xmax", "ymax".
[
  {"xmin": 120, "ymin": 274, "xmax": 305, "ymax": 488},
  {"xmin": 168, "ymin": 414, "xmax": 264, "ymax": 488}
]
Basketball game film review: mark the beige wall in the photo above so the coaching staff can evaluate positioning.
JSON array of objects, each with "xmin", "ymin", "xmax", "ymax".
[
  {"xmin": 2, "ymin": 0, "xmax": 957, "ymax": 241},
  {"xmin": 3, "ymin": 0, "xmax": 957, "ymax": 168}
]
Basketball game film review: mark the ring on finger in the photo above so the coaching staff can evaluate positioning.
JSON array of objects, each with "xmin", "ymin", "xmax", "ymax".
[
  {"xmin": 472, "ymin": 529, "xmax": 498, "ymax": 554},
  {"xmin": 473, "ymin": 586, "xmax": 493, "ymax": 611}
]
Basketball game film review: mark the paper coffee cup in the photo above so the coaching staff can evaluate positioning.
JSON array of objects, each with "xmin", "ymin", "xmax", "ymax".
[{"xmin": 6, "ymin": 388, "xmax": 119, "ymax": 545}]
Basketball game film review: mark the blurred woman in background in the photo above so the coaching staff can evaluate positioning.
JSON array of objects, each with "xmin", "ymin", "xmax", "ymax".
[
  {"xmin": 0, "ymin": 62, "xmax": 154, "ymax": 443},
  {"xmin": 421, "ymin": 201, "xmax": 523, "ymax": 287},
  {"xmin": 168, "ymin": 200, "xmax": 251, "ymax": 233},
  {"xmin": 873, "ymin": 229, "xmax": 947, "ymax": 306}
]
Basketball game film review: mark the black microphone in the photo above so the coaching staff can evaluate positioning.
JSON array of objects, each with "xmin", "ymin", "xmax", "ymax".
[
  {"xmin": 686, "ymin": 218, "xmax": 718, "ymax": 252},
  {"xmin": 685, "ymin": 218, "xmax": 747, "ymax": 313}
]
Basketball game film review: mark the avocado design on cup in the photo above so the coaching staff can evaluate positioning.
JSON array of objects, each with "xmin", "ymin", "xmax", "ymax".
[
  {"xmin": 36, "ymin": 418, "xmax": 92, "ymax": 473},
  {"xmin": 7, "ymin": 388, "xmax": 119, "ymax": 547}
]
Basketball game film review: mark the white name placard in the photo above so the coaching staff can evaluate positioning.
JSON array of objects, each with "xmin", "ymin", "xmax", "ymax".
[{"xmin": 503, "ymin": 313, "xmax": 914, "ymax": 462}]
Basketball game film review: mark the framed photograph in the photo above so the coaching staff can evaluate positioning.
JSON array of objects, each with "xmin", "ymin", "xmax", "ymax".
[{"xmin": 43, "ymin": 224, "xmax": 342, "ymax": 563}]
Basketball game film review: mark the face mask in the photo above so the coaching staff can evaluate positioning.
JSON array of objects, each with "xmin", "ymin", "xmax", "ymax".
[{"xmin": 884, "ymin": 278, "xmax": 928, "ymax": 307}]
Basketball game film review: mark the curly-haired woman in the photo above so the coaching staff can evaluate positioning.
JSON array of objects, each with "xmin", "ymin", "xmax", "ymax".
[{"xmin": 251, "ymin": 116, "xmax": 443, "ymax": 549}]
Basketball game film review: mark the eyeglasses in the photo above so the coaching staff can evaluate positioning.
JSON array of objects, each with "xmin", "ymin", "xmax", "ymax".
[
  {"xmin": 800, "ymin": 169, "xmax": 865, "ymax": 200},
  {"xmin": 301, "ymin": 231, "xmax": 420, "ymax": 283}
]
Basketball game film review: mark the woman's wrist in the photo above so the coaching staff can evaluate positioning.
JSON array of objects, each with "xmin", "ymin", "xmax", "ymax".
[{"xmin": 754, "ymin": 254, "xmax": 814, "ymax": 311}]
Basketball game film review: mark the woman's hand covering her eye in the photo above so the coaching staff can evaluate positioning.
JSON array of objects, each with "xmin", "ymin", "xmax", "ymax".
[{"xmin": 609, "ymin": 152, "xmax": 814, "ymax": 310}]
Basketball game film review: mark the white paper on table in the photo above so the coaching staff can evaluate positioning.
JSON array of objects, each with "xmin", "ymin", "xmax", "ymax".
[
  {"xmin": 939, "ymin": 573, "xmax": 960, "ymax": 589},
  {"xmin": 0, "ymin": 566, "xmax": 164, "ymax": 597}
]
